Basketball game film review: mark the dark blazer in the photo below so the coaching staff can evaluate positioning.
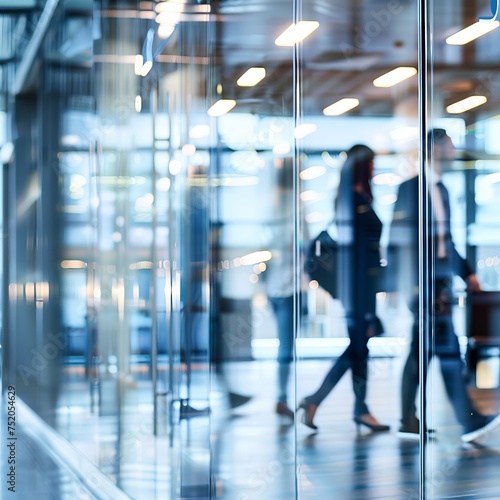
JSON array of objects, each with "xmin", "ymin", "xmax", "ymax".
[
  {"xmin": 386, "ymin": 175, "xmax": 472, "ymax": 308},
  {"xmin": 339, "ymin": 192, "xmax": 383, "ymax": 321}
]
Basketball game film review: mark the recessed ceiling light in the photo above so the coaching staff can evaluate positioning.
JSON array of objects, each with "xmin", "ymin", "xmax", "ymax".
[
  {"xmin": 294, "ymin": 124, "xmax": 317, "ymax": 139},
  {"xmin": 135, "ymin": 95, "xmax": 142, "ymax": 113},
  {"xmin": 141, "ymin": 60, "xmax": 153, "ymax": 77},
  {"xmin": 156, "ymin": 12, "xmax": 182, "ymax": 25},
  {"xmin": 275, "ymin": 21, "xmax": 319, "ymax": 46},
  {"xmin": 134, "ymin": 55, "xmax": 143, "ymax": 75},
  {"xmin": 236, "ymin": 67, "xmax": 266, "ymax": 87},
  {"xmin": 373, "ymin": 67, "xmax": 417, "ymax": 87},
  {"xmin": 207, "ymin": 99, "xmax": 236, "ymax": 116},
  {"xmin": 300, "ymin": 166, "xmax": 326, "ymax": 180},
  {"xmin": 300, "ymin": 190, "xmax": 319, "ymax": 201},
  {"xmin": 156, "ymin": 2, "xmax": 186, "ymax": 13},
  {"xmin": 446, "ymin": 21, "xmax": 500, "ymax": 45},
  {"xmin": 189, "ymin": 125, "xmax": 210, "ymax": 138},
  {"xmin": 240, "ymin": 251, "xmax": 272, "ymax": 266},
  {"xmin": 323, "ymin": 98, "xmax": 359, "ymax": 116},
  {"xmin": 158, "ymin": 25, "xmax": 175, "ymax": 39},
  {"xmin": 446, "ymin": 95, "xmax": 487, "ymax": 114}
]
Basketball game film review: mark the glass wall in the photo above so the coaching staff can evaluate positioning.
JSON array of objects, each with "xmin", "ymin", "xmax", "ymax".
[
  {"xmin": 424, "ymin": 0, "xmax": 500, "ymax": 498},
  {"xmin": 294, "ymin": 1, "xmax": 420, "ymax": 497},
  {"xmin": 2, "ymin": 0, "xmax": 500, "ymax": 499}
]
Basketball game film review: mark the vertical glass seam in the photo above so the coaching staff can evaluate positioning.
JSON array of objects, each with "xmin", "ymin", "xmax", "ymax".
[
  {"xmin": 418, "ymin": 0, "xmax": 430, "ymax": 497},
  {"xmin": 292, "ymin": 0, "xmax": 301, "ymax": 498}
]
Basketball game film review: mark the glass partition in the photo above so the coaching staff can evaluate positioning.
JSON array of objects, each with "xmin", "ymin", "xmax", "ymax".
[
  {"xmin": 4, "ymin": 0, "xmax": 500, "ymax": 498},
  {"xmin": 295, "ymin": 0, "xmax": 421, "ymax": 497},
  {"xmin": 425, "ymin": 0, "xmax": 500, "ymax": 497},
  {"xmin": 205, "ymin": 2, "xmax": 297, "ymax": 497}
]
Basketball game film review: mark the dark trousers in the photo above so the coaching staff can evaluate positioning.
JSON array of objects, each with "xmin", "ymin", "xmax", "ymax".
[
  {"xmin": 401, "ymin": 314, "xmax": 484, "ymax": 430},
  {"xmin": 306, "ymin": 318, "xmax": 370, "ymax": 417},
  {"xmin": 269, "ymin": 296, "xmax": 294, "ymax": 404}
]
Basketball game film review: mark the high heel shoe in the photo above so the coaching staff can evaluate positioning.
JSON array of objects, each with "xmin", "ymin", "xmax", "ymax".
[
  {"xmin": 276, "ymin": 402, "xmax": 294, "ymax": 421},
  {"xmin": 354, "ymin": 414, "xmax": 390, "ymax": 432},
  {"xmin": 298, "ymin": 400, "xmax": 318, "ymax": 430}
]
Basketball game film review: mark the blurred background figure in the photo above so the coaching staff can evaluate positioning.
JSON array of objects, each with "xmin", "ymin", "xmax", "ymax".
[
  {"xmin": 387, "ymin": 128, "xmax": 500, "ymax": 442},
  {"xmin": 265, "ymin": 159, "xmax": 295, "ymax": 420},
  {"xmin": 299, "ymin": 145, "xmax": 389, "ymax": 432}
]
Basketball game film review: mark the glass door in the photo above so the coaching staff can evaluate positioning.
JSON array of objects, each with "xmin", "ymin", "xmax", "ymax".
[
  {"xmin": 295, "ymin": 0, "xmax": 421, "ymax": 497},
  {"xmin": 425, "ymin": 0, "xmax": 500, "ymax": 497}
]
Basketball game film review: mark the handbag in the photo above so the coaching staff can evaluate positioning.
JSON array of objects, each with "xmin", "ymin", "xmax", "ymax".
[{"xmin": 304, "ymin": 229, "xmax": 338, "ymax": 298}]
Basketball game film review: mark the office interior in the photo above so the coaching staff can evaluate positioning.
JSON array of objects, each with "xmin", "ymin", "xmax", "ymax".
[{"xmin": 1, "ymin": 0, "xmax": 500, "ymax": 498}]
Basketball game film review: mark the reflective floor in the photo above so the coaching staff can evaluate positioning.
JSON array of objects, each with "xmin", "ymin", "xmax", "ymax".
[{"xmin": 10, "ymin": 355, "xmax": 496, "ymax": 499}]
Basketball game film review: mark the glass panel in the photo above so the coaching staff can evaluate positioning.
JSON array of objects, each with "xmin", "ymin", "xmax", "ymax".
[
  {"xmin": 157, "ymin": 12, "xmax": 212, "ymax": 498},
  {"xmin": 297, "ymin": 0, "xmax": 420, "ymax": 497},
  {"xmin": 1, "ymin": 2, "xmax": 182, "ymax": 497},
  {"xmin": 426, "ymin": 0, "xmax": 500, "ymax": 497},
  {"xmin": 206, "ymin": 1, "xmax": 297, "ymax": 497}
]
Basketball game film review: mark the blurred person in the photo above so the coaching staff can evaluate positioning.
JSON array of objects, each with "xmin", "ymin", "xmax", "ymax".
[
  {"xmin": 299, "ymin": 145, "xmax": 389, "ymax": 432},
  {"xmin": 266, "ymin": 285, "xmax": 294, "ymax": 420},
  {"xmin": 387, "ymin": 128, "xmax": 500, "ymax": 442},
  {"xmin": 265, "ymin": 159, "xmax": 295, "ymax": 421}
]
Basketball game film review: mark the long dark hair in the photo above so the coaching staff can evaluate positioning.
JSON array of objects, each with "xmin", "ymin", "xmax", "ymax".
[{"xmin": 335, "ymin": 145, "xmax": 375, "ymax": 243}]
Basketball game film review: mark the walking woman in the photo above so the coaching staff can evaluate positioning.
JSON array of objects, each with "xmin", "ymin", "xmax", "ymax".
[{"xmin": 299, "ymin": 144, "xmax": 389, "ymax": 432}]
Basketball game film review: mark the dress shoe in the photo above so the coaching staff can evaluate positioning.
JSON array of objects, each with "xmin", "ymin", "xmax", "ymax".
[
  {"xmin": 298, "ymin": 400, "xmax": 318, "ymax": 430},
  {"xmin": 398, "ymin": 417, "xmax": 435, "ymax": 440},
  {"xmin": 276, "ymin": 402, "xmax": 294, "ymax": 421},
  {"xmin": 354, "ymin": 413, "xmax": 390, "ymax": 432},
  {"xmin": 461, "ymin": 414, "xmax": 500, "ymax": 443},
  {"xmin": 228, "ymin": 392, "xmax": 252, "ymax": 409}
]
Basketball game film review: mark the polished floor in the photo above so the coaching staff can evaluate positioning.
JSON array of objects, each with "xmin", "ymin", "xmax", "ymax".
[{"xmin": 5, "ymin": 354, "xmax": 500, "ymax": 499}]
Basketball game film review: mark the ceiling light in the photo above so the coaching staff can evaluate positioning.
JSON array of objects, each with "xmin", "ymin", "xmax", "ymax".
[
  {"xmin": 169, "ymin": 159, "xmax": 181, "ymax": 175},
  {"xmin": 207, "ymin": 99, "xmax": 236, "ymax": 116},
  {"xmin": 156, "ymin": 2, "xmax": 185, "ymax": 14},
  {"xmin": 211, "ymin": 176, "xmax": 260, "ymax": 187},
  {"xmin": 96, "ymin": 176, "xmax": 146, "ymax": 186},
  {"xmin": 275, "ymin": 21, "xmax": 319, "ymax": 46},
  {"xmin": 372, "ymin": 173, "xmax": 403, "ymax": 186},
  {"xmin": 294, "ymin": 124, "xmax": 317, "ymax": 139},
  {"xmin": 446, "ymin": 95, "xmax": 487, "ymax": 114},
  {"xmin": 155, "ymin": 1, "xmax": 210, "ymax": 14},
  {"xmin": 61, "ymin": 260, "xmax": 87, "ymax": 269},
  {"xmin": 373, "ymin": 67, "xmax": 417, "ymax": 87},
  {"xmin": 446, "ymin": 21, "xmax": 500, "ymax": 45},
  {"xmin": 156, "ymin": 11, "xmax": 182, "ymax": 25},
  {"xmin": 129, "ymin": 261, "xmax": 153, "ymax": 270},
  {"xmin": 240, "ymin": 251, "xmax": 272, "ymax": 266},
  {"xmin": 156, "ymin": 177, "xmax": 171, "ymax": 192},
  {"xmin": 300, "ymin": 166, "xmax": 326, "ymax": 180},
  {"xmin": 323, "ymin": 98, "xmax": 359, "ymax": 116},
  {"xmin": 182, "ymin": 144, "xmax": 196, "ymax": 156},
  {"xmin": 236, "ymin": 67, "xmax": 266, "ymax": 87},
  {"xmin": 189, "ymin": 124, "xmax": 210, "ymax": 138},
  {"xmin": 158, "ymin": 25, "xmax": 175, "ymax": 38},
  {"xmin": 141, "ymin": 61, "xmax": 153, "ymax": 76},
  {"xmin": 300, "ymin": 190, "xmax": 318, "ymax": 201},
  {"xmin": 134, "ymin": 54, "xmax": 143, "ymax": 75},
  {"xmin": 135, "ymin": 95, "xmax": 142, "ymax": 112}
]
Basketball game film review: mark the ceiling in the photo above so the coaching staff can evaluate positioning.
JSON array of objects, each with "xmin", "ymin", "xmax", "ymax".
[
  {"xmin": 1, "ymin": 0, "xmax": 500, "ymax": 124},
  {"xmin": 208, "ymin": 0, "xmax": 500, "ymax": 122}
]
